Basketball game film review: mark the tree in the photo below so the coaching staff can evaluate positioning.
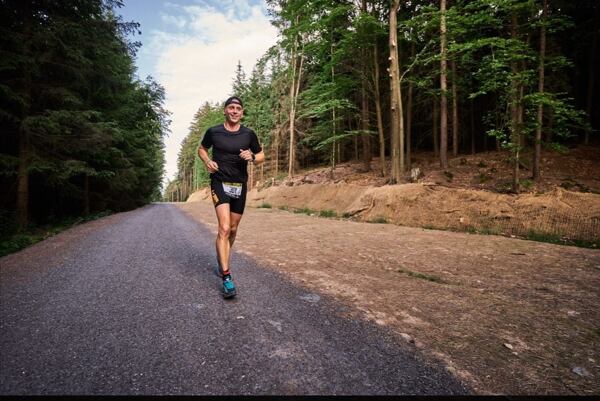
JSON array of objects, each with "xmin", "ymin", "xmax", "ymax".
[
  {"xmin": 389, "ymin": 0, "xmax": 404, "ymax": 183},
  {"xmin": 533, "ymin": 0, "xmax": 547, "ymax": 181},
  {"xmin": 0, "ymin": 0, "xmax": 167, "ymax": 232},
  {"xmin": 439, "ymin": 0, "xmax": 448, "ymax": 169}
]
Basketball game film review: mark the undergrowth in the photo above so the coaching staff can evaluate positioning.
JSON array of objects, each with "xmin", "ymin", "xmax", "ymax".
[
  {"xmin": 0, "ymin": 211, "xmax": 113, "ymax": 258},
  {"xmin": 265, "ymin": 207, "xmax": 598, "ymax": 249},
  {"xmin": 525, "ymin": 230, "xmax": 598, "ymax": 249}
]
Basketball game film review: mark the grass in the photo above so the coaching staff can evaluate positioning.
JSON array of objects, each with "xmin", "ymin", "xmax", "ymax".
[
  {"xmin": 257, "ymin": 203, "xmax": 272, "ymax": 209},
  {"xmin": 0, "ymin": 211, "xmax": 113, "ymax": 258},
  {"xmin": 368, "ymin": 216, "xmax": 388, "ymax": 224},
  {"xmin": 468, "ymin": 226, "xmax": 502, "ymax": 235},
  {"xmin": 289, "ymin": 207, "xmax": 337, "ymax": 218},
  {"xmin": 520, "ymin": 178, "xmax": 534, "ymax": 190},
  {"xmin": 397, "ymin": 268, "xmax": 449, "ymax": 284},
  {"xmin": 318, "ymin": 209, "xmax": 337, "ymax": 218},
  {"xmin": 272, "ymin": 204, "xmax": 598, "ymax": 250},
  {"xmin": 525, "ymin": 230, "xmax": 599, "ymax": 249},
  {"xmin": 293, "ymin": 207, "xmax": 315, "ymax": 215}
]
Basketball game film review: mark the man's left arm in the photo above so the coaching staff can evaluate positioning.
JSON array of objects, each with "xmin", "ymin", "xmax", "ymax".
[
  {"xmin": 241, "ymin": 130, "xmax": 265, "ymax": 165},
  {"xmin": 239, "ymin": 148, "xmax": 265, "ymax": 165},
  {"xmin": 252, "ymin": 150, "xmax": 265, "ymax": 165}
]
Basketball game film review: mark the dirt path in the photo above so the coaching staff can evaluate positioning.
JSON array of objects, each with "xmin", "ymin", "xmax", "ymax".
[
  {"xmin": 1, "ymin": 204, "xmax": 467, "ymax": 395},
  {"xmin": 178, "ymin": 200, "xmax": 600, "ymax": 395}
]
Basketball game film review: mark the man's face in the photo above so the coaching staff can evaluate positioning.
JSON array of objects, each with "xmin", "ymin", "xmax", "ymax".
[{"xmin": 224, "ymin": 103, "xmax": 243, "ymax": 124}]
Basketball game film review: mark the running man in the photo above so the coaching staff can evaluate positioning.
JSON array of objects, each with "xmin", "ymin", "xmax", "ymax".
[{"xmin": 198, "ymin": 96, "xmax": 264, "ymax": 298}]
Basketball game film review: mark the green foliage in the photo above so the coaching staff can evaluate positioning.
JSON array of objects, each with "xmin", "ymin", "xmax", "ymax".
[
  {"xmin": 174, "ymin": 0, "xmax": 596, "ymax": 202},
  {"xmin": 520, "ymin": 178, "xmax": 534, "ymax": 189},
  {"xmin": 0, "ymin": 210, "xmax": 113, "ymax": 257},
  {"xmin": 0, "ymin": 0, "xmax": 168, "ymax": 232},
  {"xmin": 318, "ymin": 209, "xmax": 337, "ymax": 218},
  {"xmin": 525, "ymin": 230, "xmax": 599, "ymax": 249},
  {"xmin": 293, "ymin": 207, "xmax": 315, "ymax": 215}
]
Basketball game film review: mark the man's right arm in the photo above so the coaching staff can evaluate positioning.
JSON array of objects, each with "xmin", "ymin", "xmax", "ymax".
[{"xmin": 198, "ymin": 145, "xmax": 219, "ymax": 173}]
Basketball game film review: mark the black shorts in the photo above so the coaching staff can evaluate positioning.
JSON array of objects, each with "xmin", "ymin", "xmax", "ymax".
[{"xmin": 210, "ymin": 177, "xmax": 248, "ymax": 215}]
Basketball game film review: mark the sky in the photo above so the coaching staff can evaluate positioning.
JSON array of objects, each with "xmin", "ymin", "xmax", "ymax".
[{"xmin": 116, "ymin": 0, "xmax": 278, "ymax": 187}]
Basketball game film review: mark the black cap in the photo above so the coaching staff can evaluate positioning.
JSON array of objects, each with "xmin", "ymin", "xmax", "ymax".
[{"xmin": 224, "ymin": 96, "xmax": 243, "ymax": 108}]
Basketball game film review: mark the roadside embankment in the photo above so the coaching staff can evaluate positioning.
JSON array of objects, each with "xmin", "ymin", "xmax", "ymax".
[{"xmin": 188, "ymin": 183, "xmax": 600, "ymax": 244}]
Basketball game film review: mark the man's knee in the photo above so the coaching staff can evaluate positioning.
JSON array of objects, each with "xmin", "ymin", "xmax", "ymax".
[{"xmin": 218, "ymin": 223, "xmax": 231, "ymax": 238}]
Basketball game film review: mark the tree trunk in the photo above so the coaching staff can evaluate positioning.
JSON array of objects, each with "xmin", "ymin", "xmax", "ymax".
[
  {"xmin": 585, "ymin": 4, "xmax": 598, "ymax": 144},
  {"xmin": 470, "ymin": 98, "xmax": 476, "ymax": 154},
  {"xmin": 451, "ymin": 59, "xmax": 459, "ymax": 157},
  {"xmin": 331, "ymin": 43, "xmax": 337, "ymax": 176},
  {"xmin": 17, "ymin": 133, "xmax": 30, "ymax": 230},
  {"xmin": 361, "ymin": 79, "xmax": 371, "ymax": 171},
  {"xmin": 83, "ymin": 174, "xmax": 90, "ymax": 216},
  {"xmin": 17, "ymin": 2, "xmax": 32, "ymax": 230},
  {"xmin": 511, "ymin": 12, "xmax": 521, "ymax": 192},
  {"xmin": 406, "ymin": 42, "xmax": 414, "ymax": 170},
  {"xmin": 439, "ymin": 0, "xmax": 449, "ymax": 169},
  {"xmin": 249, "ymin": 163, "xmax": 254, "ymax": 190},
  {"xmin": 274, "ymin": 100, "xmax": 283, "ymax": 179},
  {"xmin": 373, "ymin": 46, "xmax": 386, "ymax": 177},
  {"xmin": 288, "ymin": 22, "xmax": 304, "ymax": 179},
  {"xmin": 433, "ymin": 98, "xmax": 439, "ymax": 157},
  {"xmin": 389, "ymin": 0, "xmax": 404, "ymax": 183},
  {"xmin": 260, "ymin": 162, "xmax": 264, "ymax": 183},
  {"xmin": 361, "ymin": 0, "xmax": 371, "ymax": 171},
  {"xmin": 533, "ymin": 0, "xmax": 547, "ymax": 181},
  {"xmin": 288, "ymin": 47, "xmax": 296, "ymax": 179}
]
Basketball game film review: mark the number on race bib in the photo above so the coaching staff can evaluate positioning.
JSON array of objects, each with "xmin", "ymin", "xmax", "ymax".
[{"xmin": 222, "ymin": 182, "xmax": 242, "ymax": 199}]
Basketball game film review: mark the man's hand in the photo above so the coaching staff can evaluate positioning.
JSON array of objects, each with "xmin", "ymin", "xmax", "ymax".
[
  {"xmin": 205, "ymin": 160, "xmax": 219, "ymax": 173},
  {"xmin": 239, "ymin": 149, "xmax": 254, "ymax": 162}
]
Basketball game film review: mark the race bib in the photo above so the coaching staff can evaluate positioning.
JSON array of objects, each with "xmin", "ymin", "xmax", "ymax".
[{"xmin": 222, "ymin": 182, "xmax": 242, "ymax": 199}]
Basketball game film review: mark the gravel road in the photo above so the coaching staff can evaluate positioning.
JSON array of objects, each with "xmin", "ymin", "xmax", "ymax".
[{"xmin": 0, "ymin": 203, "xmax": 469, "ymax": 395}]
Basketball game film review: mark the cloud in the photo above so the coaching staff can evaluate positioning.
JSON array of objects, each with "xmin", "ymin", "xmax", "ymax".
[
  {"xmin": 160, "ymin": 14, "xmax": 187, "ymax": 29},
  {"xmin": 149, "ymin": 1, "xmax": 277, "ymax": 183}
]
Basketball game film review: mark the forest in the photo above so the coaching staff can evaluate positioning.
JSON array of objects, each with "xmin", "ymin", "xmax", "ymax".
[
  {"xmin": 1, "ymin": 0, "xmax": 598, "ymax": 245},
  {"xmin": 168, "ymin": 0, "xmax": 598, "ymax": 202},
  {"xmin": 0, "ymin": 0, "xmax": 169, "ymax": 243}
]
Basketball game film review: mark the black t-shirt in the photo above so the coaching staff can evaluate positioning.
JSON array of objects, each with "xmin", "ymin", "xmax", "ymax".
[{"xmin": 200, "ymin": 124, "xmax": 262, "ymax": 183}]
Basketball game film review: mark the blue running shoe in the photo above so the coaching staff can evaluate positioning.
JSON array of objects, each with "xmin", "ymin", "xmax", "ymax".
[{"xmin": 222, "ymin": 276, "xmax": 237, "ymax": 298}]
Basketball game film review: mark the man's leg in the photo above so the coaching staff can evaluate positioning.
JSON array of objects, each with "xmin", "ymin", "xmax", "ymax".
[
  {"xmin": 215, "ymin": 203, "xmax": 232, "ymax": 274},
  {"xmin": 215, "ymin": 203, "xmax": 238, "ymax": 298},
  {"xmin": 228, "ymin": 212, "xmax": 243, "ymax": 248}
]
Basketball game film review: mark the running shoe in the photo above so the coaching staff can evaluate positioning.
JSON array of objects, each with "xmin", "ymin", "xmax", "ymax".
[{"xmin": 222, "ymin": 276, "xmax": 237, "ymax": 298}]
